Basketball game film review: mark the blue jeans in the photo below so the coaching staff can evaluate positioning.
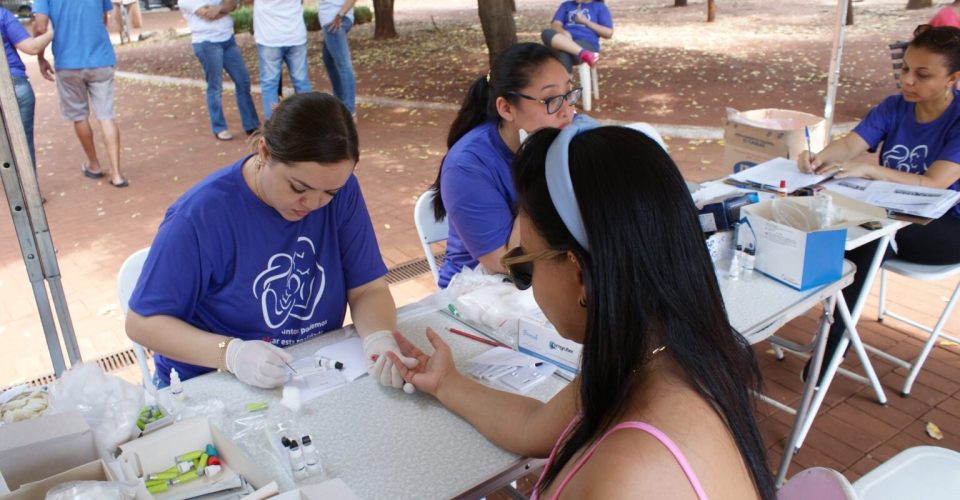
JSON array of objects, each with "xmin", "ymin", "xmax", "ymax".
[
  {"xmin": 257, "ymin": 43, "xmax": 312, "ymax": 119},
  {"xmin": 322, "ymin": 17, "xmax": 355, "ymax": 114},
  {"xmin": 193, "ymin": 36, "xmax": 260, "ymax": 134},
  {"xmin": 13, "ymin": 76, "xmax": 35, "ymax": 169}
]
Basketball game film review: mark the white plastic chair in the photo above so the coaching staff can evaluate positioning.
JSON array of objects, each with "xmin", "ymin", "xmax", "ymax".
[
  {"xmin": 777, "ymin": 467, "xmax": 857, "ymax": 500},
  {"xmin": 866, "ymin": 259, "xmax": 960, "ymax": 397},
  {"xmin": 117, "ymin": 247, "xmax": 154, "ymax": 390},
  {"xmin": 414, "ymin": 190, "xmax": 448, "ymax": 287},
  {"xmin": 854, "ymin": 446, "xmax": 960, "ymax": 500},
  {"xmin": 575, "ymin": 63, "xmax": 599, "ymax": 111}
]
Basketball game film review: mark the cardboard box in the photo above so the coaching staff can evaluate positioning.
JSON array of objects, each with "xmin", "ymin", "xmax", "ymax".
[
  {"xmin": 723, "ymin": 109, "xmax": 827, "ymax": 173},
  {"xmin": 0, "ymin": 410, "xmax": 100, "ymax": 491},
  {"xmin": 742, "ymin": 193, "xmax": 886, "ymax": 290},
  {"xmin": 518, "ymin": 311, "xmax": 582, "ymax": 376},
  {"xmin": 0, "ymin": 459, "xmax": 123, "ymax": 500},
  {"xmin": 272, "ymin": 478, "xmax": 362, "ymax": 500},
  {"xmin": 117, "ymin": 416, "xmax": 271, "ymax": 500}
]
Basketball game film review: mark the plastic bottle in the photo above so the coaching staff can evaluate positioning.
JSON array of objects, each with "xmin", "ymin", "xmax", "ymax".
[
  {"xmin": 288, "ymin": 439, "xmax": 308, "ymax": 480},
  {"xmin": 728, "ymin": 246, "xmax": 742, "ymax": 280},
  {"xmin": 170, "ymin": 368, "xmax": 184, "ymax": 401},
  {"xmin": 743, "ymin": 246, "xmax": 756, "ymax": 275},
  {"xmin": 301, "ymin": 435, "xmax": 322, "ymax": 476}
]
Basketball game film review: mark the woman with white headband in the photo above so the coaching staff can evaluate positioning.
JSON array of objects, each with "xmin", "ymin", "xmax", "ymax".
[{"xmin": 389, "ymin": 119, "xmax": 775, "ymax": 499}]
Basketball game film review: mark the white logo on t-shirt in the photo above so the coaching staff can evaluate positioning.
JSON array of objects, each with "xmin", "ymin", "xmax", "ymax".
[
  {"xmin": 253, "ymin": 237, "xmax": 326, "ymax": 328},
  {"xmin": 882, "ymin": 144, "xmax": 929, "ymax": 173}
]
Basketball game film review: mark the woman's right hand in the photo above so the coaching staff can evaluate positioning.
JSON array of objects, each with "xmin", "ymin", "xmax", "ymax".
[
  {"xmin": 797, "ymin": 150, "xmax": 819, "ymax": 173},
  {"xmin": 387, "ymin": 328, "xmax": 457, "ymax": 397},
  {"xmin": 225, "ymin": 338, "xmax": 292, "ymax": 389}
]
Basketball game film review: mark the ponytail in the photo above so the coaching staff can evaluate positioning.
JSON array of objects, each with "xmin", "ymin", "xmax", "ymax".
[{"xmin": 430, "ymin": 43, "xmax": 563, "ymax": 221}]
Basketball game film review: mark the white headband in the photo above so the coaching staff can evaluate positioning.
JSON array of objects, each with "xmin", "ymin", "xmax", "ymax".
[
  {"xmin": 543, "ymin": 117, "xmax": 669, "ymax": 252},
  {"xmin": 544, "ymin": 114, "xmax": 600, "ymax": 251}
]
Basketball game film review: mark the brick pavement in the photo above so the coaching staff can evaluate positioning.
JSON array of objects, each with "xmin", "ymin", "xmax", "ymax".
[{"xmin": 0, "ymin": 3, "xmax": 957, "ymax": 491}]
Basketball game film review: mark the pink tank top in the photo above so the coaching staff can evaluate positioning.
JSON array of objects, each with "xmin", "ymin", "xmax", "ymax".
[{"xmin": 531, "ymin": 417, "xmax": 709, "ymax": 500}]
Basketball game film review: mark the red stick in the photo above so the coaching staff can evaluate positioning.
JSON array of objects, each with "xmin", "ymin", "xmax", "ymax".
[{"xmin": 446, "ymin": 327, "xmax": 509, "ymax": 349}]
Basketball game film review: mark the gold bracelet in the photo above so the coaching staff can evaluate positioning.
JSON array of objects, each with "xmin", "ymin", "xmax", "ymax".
[{"xmin": 217, "ymin": 339, "xmax": 230, "ymax": 372}]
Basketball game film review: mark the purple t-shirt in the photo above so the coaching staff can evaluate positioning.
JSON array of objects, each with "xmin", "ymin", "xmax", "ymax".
[
  {"xmin": 0, "ymin": 9, "xmax": 28, "ymax": 78},
  {"xmin": 129, "ymin": 158, "xmax": 388, "ymax": 383},
  {"xmin": 552, "ymin": 1, "xmax": 613, "ymax": 52},
  {"xmin": 438, "ymin": 120, "xmax": 516, "ymax": 288},
  {"xmin": 853, "ymin": 89, "xmax": 960, "ymax": 218}
]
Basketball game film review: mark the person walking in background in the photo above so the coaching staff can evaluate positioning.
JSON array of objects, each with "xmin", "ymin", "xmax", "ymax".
[
  {"xmin": 541, "ymin": 0, "xmax": 613, "ymax": 72},
  {"xmin": 252, "ymin": 0, "xmax": 311, "ymax": 119},
  {"xmin": 179, "ymin": 0, "xmax": 260, "ymax": 141},
  {"xmin": 318, "ymin": 0, "xmax": 357, "ymax": 118},
  {"xmin": 0, "ymin": 8, "xmax": 53, "ymax": 170},
  {"xmin": 33, "ymin": 0, "xmax": 128, "ymax": 187}
]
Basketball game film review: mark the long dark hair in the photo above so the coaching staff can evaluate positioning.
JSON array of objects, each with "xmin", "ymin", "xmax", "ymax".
[
  {"xmin": 428, "ymin": 43, "xmax": 563, "ymax": 220},
  {"xmin": 253, "ymin": 92, "xmax": 359, "ymax": 165},
  {"xmin": 515, "ymin": 127, "xmax": 775, "ymax": 499},
  {"xmin": 909, "ymin": 24, "xmax": 960, "ymax": 73}
]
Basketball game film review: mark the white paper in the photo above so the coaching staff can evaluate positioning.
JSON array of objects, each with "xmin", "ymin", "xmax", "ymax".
[
  {"xmin": 825, "ymin": 178, "xmax": 960, "ymax": 219},
  {"xmin": 283, "ymin": 336, "xmax": 368, "ymax": 403},
  {"xmin": 302, "ymin": 336, "xmax": 368, "ymax": 382},
  {"xmin": 729, "ymin": 157, "xmax": 832, "ymax": 192},
  {"xmin": 466, "ymin": 346, "xmax": 542, "ymax": 367}
]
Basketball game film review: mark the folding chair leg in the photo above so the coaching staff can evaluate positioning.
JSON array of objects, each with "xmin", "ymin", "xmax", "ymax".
[
  {"xmin": 591, "ymin": 67, "xmax": 599, "ymax": 100},
  {"xmin": 578, "ymin": 64, "xmax": 592, "ymax": 111},
  {"xmin": 878, "ymin": 269, "xmax": 888, "ymax": 321},
  {"xmin": 901, "ymin": 282, "xmax": 960, "ymax": 396}
]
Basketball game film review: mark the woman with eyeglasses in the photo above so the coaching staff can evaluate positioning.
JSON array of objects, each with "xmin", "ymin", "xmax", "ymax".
[
  {"xmin": 126, "ymin": 93, "xmax": 416, "ymax": 391},
  {"xmin": 797, "ymin": 24, "xmax": 960, "ymax": 383},
  {"xmin": 427, "ymin": 42, "xmax": 579, "ymax": 288},
  {"xmin": 390, "ymin": 119, "xmax": 775, "ymax": 499}
]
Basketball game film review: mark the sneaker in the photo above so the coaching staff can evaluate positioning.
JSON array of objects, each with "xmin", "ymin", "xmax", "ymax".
[{"xmin": 579, "ymin": 50, "xmax": 599, "ymax": 67}]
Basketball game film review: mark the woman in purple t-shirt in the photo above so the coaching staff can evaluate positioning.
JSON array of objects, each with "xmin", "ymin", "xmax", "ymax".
[
  {"xmin": 541, "ymin": 0, "xmax": 613, "ymax": 72},
  {"xmin": 797, "ymin": 24, "xmax": 960, "ymax": 383},
  {"xmin": 426, "ymin": 43, "xmax": 577, "ymax": 288}
]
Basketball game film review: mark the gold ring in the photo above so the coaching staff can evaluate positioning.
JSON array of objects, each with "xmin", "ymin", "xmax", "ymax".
[{"xmin": 838, "ymin": 167, "xmax": 845, "ymax": 172}]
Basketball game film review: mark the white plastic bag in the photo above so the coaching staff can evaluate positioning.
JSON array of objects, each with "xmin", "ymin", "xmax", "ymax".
[
  {"xmin": 45, "ymin": 480, "xmax": 138, "ymax": 499},
  {"xmin": 443, "ymin": 266, "xmax": 540, "ymax": 347},
  {"xmin": 47, "ymin": 363, "xmax": 145, "ymax": 455}
]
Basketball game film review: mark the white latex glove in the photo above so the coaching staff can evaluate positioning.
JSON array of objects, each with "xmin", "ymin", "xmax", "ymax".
[
  {"xmin": 362, "ymin": 330, "xmax": 418, "ymax": 389},
  {"xmin": 225, "ymin": 338, "xmax": 292, "ymax": 389}
]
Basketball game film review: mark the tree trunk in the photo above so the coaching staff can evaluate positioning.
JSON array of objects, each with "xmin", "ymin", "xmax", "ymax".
[
  {"xmin": 707, "ymin": 0, "xmax": 716, "ymax": 22},
  {"xmin": 478, "ymin": 0, "xmax": 517, "ymax": 68},
  {"xmin": 372, "ymin": 0, "xmax": 397, "ymax": 39},
  {"xmin": 846, "ymin": 0, "xmax": 854, "ymax": 25},
  {"xmin": 674, "ymin": 0, "xmax": 687, "ymax": 6},
  {"xmin": 905, "ymin": 0, "xmax": 932, "ymax": 9}
]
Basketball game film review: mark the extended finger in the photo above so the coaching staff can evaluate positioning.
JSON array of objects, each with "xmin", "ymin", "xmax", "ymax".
[
  {"xmin": 391, "ymin": 331, "xmax": 423, "ymax": 357},
  {"xmin": 425, "ymin": 328, "xmax": 451, "ymax": 354}
]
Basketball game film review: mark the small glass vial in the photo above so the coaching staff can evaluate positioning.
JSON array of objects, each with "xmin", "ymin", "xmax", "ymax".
[
  {"xmin": 728, "ymin": 246, "xmax": 742, "ymax": 280},
  {"xmin": 743, "ymin": 246, "xmax": 756, "ymax": 275},
  {"xmin": 301, "ymin": 435, "xmax": 322, "ymax": 476}
]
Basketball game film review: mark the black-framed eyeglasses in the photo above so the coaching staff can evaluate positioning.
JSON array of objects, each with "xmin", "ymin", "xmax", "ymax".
[
  {"xmin": 500, "ymin": 246, "xmax": 566, "ymax": 290},
  {"xmin": 914, "ymin": 24, "xmax": 960, "ymax": 46},
  {"xmin": 507, "ymin": 87, "xmax": 583, "ymax": 114}
]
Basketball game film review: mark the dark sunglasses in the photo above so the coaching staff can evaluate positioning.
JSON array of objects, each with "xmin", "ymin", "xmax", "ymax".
[
  {"xmin": 507, "ymin": 87, "xmax": 583, "ymax": 114},
  {"xmin": 914, "ymin": 24, "xmax": 960, "ymax": 46},
  {"xmin": 500, "ymin": 246, "xmax": 566, "ymax": 290}
]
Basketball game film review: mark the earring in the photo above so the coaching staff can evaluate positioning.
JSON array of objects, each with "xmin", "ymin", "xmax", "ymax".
[{"xmin": 578, "ymin": 296, "xmax": 587, "ymax": 308}]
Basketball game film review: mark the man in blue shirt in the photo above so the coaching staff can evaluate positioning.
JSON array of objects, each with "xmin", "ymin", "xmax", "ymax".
[
  {"xmin": 33, "ymin": 0, "xmax": 129, "ymax": 187},
  {"xmin": 0, "ymin": 8, "xmax": 53, "ymax": 170}
]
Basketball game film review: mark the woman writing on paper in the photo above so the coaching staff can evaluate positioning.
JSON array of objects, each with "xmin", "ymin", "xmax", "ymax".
[
  {"xmin": 797, "ymin": 24, "xmax": 960, "ymax": 382},
  {"xmin": 392, "ymin": 120, "xmax": 775, "ymax": 499},
  {"xmin": 428, "ymin": 43, "xmax": 577, "ymax": 288},
  {"xmin": 126, "ymin": 93, "xmax": 416, "ymax": 391}
]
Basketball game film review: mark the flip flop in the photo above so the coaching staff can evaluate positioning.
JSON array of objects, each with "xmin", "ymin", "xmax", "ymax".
[
  {"xmin": 81, "ymin": 163, "xmax": 105, "ymax": 179},
  {"xmin": 111, "ymin": 179, "xmax": 129, "ymax": 188}
]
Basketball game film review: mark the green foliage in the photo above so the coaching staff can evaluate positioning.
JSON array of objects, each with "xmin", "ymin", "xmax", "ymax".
[
  {"xmin": 354, "ymin": 6, "xmax": 373, "ymax": 25},
  {"xmin": 231, "ymin": 6, "xmax": 253, "ymax": 34},
  {"xmin": 303, "ymin": 6, "xmax": 321, "ymax": 31}
]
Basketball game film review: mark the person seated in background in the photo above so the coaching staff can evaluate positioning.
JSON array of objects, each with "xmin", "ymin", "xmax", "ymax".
[
  {"xmin": 126, "ymin": 93, "xmax": 416, "ymax": 390},
  {"xmin": 930, "ymin": 1, "xmax": 960, "ymax": 28},
  {"xmin": 797, "ymin": 24, "xmax": 960, "ymax": 383},
  {"xmin": 392, "ymin": 119, "xmax": 775, "ymax": 499},
  {"xmin": 541, "ymin": 0, "xmax": 613, "ymax": 72},
  {"xmin": 428, "ymin": 42, "xmax": 576, "ymax": 288}
]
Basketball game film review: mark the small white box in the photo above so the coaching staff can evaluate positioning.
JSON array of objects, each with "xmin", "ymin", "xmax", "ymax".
[
  {"xmin": 0, "ymin": 410, "xmax": 101, "ymax": 492},
  {"xmin": 518, "ymin": 311, "xmax": 582, "ymax": 376},
  {"xmin": 742, "ymin": 194, "xmax": 885, "ymax": 290},
  {"xmin": 0, "ymin": 459, "xmax": 147, "ymax": 500}
]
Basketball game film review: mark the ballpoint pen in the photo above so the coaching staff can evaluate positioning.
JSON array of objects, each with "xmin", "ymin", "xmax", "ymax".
[{"xmin": 805, "ymin": 126, "xmax": 813, "ymax": 157}]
